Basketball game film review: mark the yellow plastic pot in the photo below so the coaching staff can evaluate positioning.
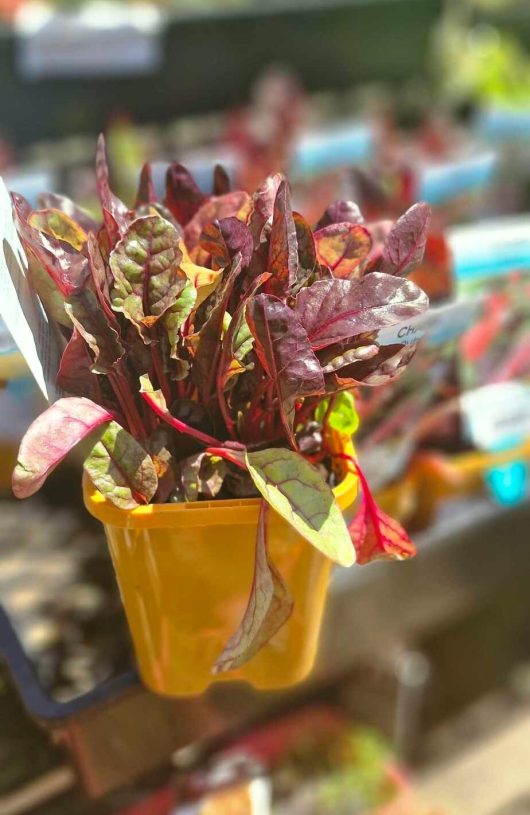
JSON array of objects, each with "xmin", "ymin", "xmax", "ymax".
[{"xmin": 83, "ymin": 436, "xmax": 358, "ymax": 697}]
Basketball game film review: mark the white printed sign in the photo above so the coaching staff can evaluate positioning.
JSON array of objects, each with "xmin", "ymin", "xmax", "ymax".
[{"xmin": 0, "ymin": 178, "xmax": 61, "ymax": 401}]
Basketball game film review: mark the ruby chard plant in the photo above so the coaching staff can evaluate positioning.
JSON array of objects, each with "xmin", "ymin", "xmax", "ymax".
[{"xmin": 10, "ymin": 136, "xmax": 430, "ymax": 672}]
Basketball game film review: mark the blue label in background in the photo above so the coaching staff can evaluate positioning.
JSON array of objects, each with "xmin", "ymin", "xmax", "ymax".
[
  {"xmin": 450, "ymin": 215, "xmax": 530, "ymax": 285},
  {"xmin": 476, "ymin": 107, "xmax": 530, "ymax": 143},
  {"xmin": 417, "ymin": 151, "xmax": 498, "ymax": 207},
  {"xmin": 293, "ymin": 122, "xmax": 374, "ymax": 177}
]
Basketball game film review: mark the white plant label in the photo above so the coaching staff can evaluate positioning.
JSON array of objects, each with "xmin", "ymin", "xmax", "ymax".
[
  {"xmin": 461, "ymin": 382, "xmax": 530, "ymax": 451},
  {"xmin": 0, "ymin": 178, "xmax": 61, "ymax": 401}
]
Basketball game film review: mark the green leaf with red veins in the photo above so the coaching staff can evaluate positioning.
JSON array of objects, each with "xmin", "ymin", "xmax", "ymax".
[
  {"xmin": 314, "ymin": 222, "xmax": 372, "ymax": 279},
  {"xmin": 13, "ymin": 398, "xmax": 113, "ymax": 498},
  {"xmin": 348, "ymin": 461, "xmax": 416, "ymax": 565},
  {"xmin": 247, "ymin": 294, "xmax": 325, "ymax": 443},
  {"xmin": 295, "ymin": 273, "xmax": 428, "ymax": 351},
  {"xmin": 109, "ymin": 215, "xmax": 186, "ymax": 339},
  {"xmin": 245, "ymin": 449, "xmax": 354, "ymax": 567},
  {"xmin": 164, "ymin": 280, "xmax": 197, "ymax": 359},
  {"xmin": 84, "ymin": 420, "xmax": 158, "ymax": 510},
  {"xmin": 213, "ymin": 501, "xmax": 294, "ymax": 673},
  {"xmin": 381, "ymin": 202, "xmax": 431, "ymax": 277},
  {"xmin": 65, "ymin": 288, "xmax": 124, "ymax": 374},
  {"xmin": 264, "ymin": 181, "xmax": 298, "ymax": 297},
  {"xmin": 38, "ymin": 192, "xmax": 99, "ymax": 235},
  {"xmin": 28, "ymin": 209, "xmax": 88, "ymax": 251}
]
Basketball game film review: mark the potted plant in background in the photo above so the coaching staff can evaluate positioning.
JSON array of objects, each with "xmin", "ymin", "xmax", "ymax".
[{"xmin": 9, "ymin": 136, "xmax": 430, "ymax": 697}]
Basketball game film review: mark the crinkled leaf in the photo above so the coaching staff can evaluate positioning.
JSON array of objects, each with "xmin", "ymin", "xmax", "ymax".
[
  {"xmin": 314, "ymin": 222, "xmax": 372, "ymax": 279},
  {"xmin": 245, "ymin": 448, "xmax": 354, "ymax": 566},
  {"xmin": 247, "ymin": 294, "xmax": 325, "ymax": 443},
  {"xmin": 164, "ymin": 163, "xmax": 206, "ymax": 225},
  {"xmin": 213, "ymin": 501, "xmax": 293, "ymax": 673},
  {"xmin": 381, "ymin": 202, "xmax": 431, "ymax": 277},
  {"xmin": 200, "ymin": 217, "xmax": 253, "ymax": 270},
  {"xmin": 56, "ymin": 328, "xmax": 103, "ymax": 402},
  {"xmin": 326, "ymin": 343, "xmax": 418, "ymax": 390},
  {"xmin": 13, "ymin": 193, "xmax": 89, "ymax": 296},
  {"xmin": 65, "ymin": 288, "xmax": 124, "ymax": 374},
  {"xmin": 110, "ymin": 215, "xmax": 185, "ymax": 338},
  {"xmin": 28, "ymin": 208, "xmax": 87, "ymax": 251},
  {"xmin": 264, "ymin": 181, "xmax": 298, "ymax": 297},
  {"xmin": 315, "ymin": 392, "xmax": 360, "ymax": 435},
  {"xmin": 213, "ymin": 164, "xmax": 231, "ymax": 196},
  {"xmin": 348, "ymin": 461, "xmax": 416, "ymax": 565},
  {"xmin": 87, "ymin": 234, "xmax": 118, "ymax": 325},
  {"xmin": 38, "ymin": 192, "xmax": 99, "ymax": 234},
  {"xmin": 165, "ymin": 280, "xmax": 197, "ymax": 358},
  {"xmin": 295, "ymin": 273, "xmax": 428, "ymax": 351},
  {"xmin": 84, "ymin": 420, "xmax": 158, "ymax": 510},
  {"xmin": 13, "ymin": 398, "xmax": 113, "ymax": 498},
  {"xmin": 135, "ymin": 162, "xmax": 157, "ymax": 208},
  {"xmin": 316, "ymin": 200, "xmax": 364, "ymax": 229},
  {"xmin": 249, "ymin": 173, "xmax": 283, "ymax": 243},
  {"xmin": 184, "ymin": 191, "xmax": 251, "ymax": 248},
  {"xmin": 181, "ymin": 452, "xmax": 226, "ymax": 501}
]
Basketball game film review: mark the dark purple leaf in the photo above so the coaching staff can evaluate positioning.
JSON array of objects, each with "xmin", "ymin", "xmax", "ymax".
[
  {"xmin": 213, "ymin": 164, "xmax": 231, "ymax": 196},
  {"xmin": 200, "ymin": 217, "xmax": 253, "ymax": 270},
  {"xmin": 381, "ymin": 202, "xmax": 431, "ymax": 277},
  {"xmin": 295, "ymin": 273, "xmax": 428, "ymax": 350},
  {"xmin": 316, "ymin": 200, "xmax": 364, "ymax": 229},
  {"xmin": 246, "ymin": 294, "xmax": 325, "ymax": 443},
  {"xmin": 264, "ymin": 181, "xmax": 298, "ymax": 297},
  {"xmin": 164, "ymin": 163, "xmax": 206, "ymax": 225},
  {"xmin": 292, "ymin": 211, "xmax": 316, "ymax": 289},
  {"xmin": 135, "ymin": 162, "xmax": 157, "ymax": 208}
]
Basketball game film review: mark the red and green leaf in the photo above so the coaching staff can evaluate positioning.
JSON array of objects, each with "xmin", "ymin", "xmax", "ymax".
[
  {"xmin": 109, "ymin": 214, "xmax": 185, "ymax": 337},
  {"xmin": 13, "ymin": 398, "xmax": 113, "ymax": 498},
  {"xmin": 213, "ymin": 501, "xmax": 294, "ymax": 673},
  {"xmin": 314, "ymin": 222, "xmax": 372, "ymax": 279},
  {"xmin": 347, "ymin": 459, "xmax": 416, "ymax": 565}
]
